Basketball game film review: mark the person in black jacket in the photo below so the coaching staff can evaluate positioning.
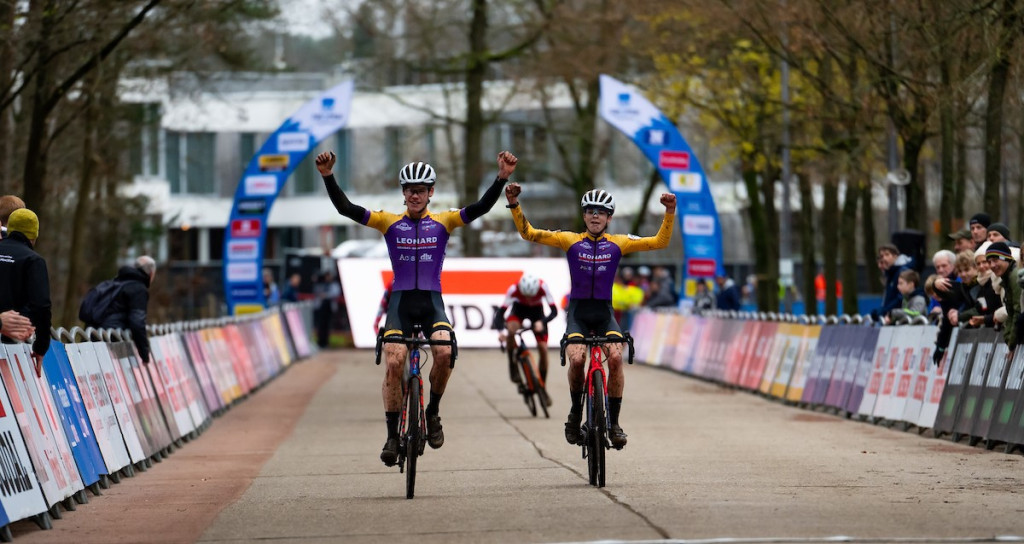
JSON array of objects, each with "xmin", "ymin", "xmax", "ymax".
[
  {"xmin": 98, "ymin": 256, "xmax": 156, "ymax": 364},
  {"xmin": 0, "ymin": 209, "xmax": 51, "ymax": 375}
]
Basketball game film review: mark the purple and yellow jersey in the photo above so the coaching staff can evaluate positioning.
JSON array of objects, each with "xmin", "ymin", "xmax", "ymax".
[
  {"xmin": 510, "ymin": 205, "xmax": 674, "ymax": 300},
  {"xmin": 362, "ymin": 208, "xmax": 467, "ymax": 292}
]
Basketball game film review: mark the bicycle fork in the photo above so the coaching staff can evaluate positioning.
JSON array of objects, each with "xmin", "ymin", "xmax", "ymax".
[{"xmin": 399, "ymin": 350, "xmax": 426, "ymax": 471}]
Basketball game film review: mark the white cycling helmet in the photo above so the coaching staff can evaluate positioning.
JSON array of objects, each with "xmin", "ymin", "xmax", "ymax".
[
  {"xmin": 518, "ymin": 273, "xmax": 541, "ymax": 297},
  {"xmin": 399, "ymin": 161, "xmax": 436, "ymax": 186},
  {"xmin": 581, "ymin": 189, "xmax": 615, "ymax": 214}
]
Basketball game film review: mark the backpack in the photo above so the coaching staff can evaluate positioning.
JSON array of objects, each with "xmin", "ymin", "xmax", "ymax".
[{"xmin": 78, "ymin": 279, "xmax": 125, "ymax": 326}]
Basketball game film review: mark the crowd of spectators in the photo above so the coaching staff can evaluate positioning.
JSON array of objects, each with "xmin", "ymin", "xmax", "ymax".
[{"xmin": 877, "ymin": 211, "xmax": 1024, "ymax": 365}]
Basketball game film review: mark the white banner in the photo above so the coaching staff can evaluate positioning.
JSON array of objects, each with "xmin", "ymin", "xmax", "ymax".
[{"xmin": 339, "ymin": 258, "xmax": 572, "ymax": 349}]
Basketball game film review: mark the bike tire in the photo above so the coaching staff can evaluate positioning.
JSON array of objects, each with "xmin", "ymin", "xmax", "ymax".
[
  {"xmin": 523, "ymin": 354, "xmax": 549, "ymax": 419},
  {"xmin": 520, "ymin": 354, "xmax": 538, "ymax": 417},
  {"xmin": 405, "ymin": 377, "xmax": 420, "ymax": 499},
  {"xmin": 590, "ymin": 369, "xmax": 607, "ymax": 488}
]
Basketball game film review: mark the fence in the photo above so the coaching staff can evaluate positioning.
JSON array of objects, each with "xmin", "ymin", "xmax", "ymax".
[
  {"xmin": 630, "ymin": 308, "xmax": 1024, "ymax": 454},
  {"xmin": 0, "ymin": 301, "xmax": 316, "ymax": 541}
]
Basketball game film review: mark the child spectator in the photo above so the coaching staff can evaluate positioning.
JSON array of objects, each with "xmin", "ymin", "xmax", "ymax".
[{"xmin": 887, "ymin": 269, "xmax": 926, "ymax": 324}]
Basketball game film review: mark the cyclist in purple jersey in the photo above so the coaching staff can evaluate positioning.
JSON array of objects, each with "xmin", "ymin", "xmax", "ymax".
[
  {"xmin": 505, "ymin": 181, "xmax": 675, "ymax": 448},
  {"xmin": 316, "ymin": 149, "xmax": 518, "ymax": 466}
]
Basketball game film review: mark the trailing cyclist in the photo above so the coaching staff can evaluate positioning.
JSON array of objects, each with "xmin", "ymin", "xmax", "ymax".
[
  {"xmin": 316, "ymin": 149, "xmax": 518, "ymax": 466},
  {"xmin": 491, "ymin": 272, "xmax": 558, "ymax": 403},
  {"xmin": 504, "ymin": 182, "xmax": 675, "ymax": 449}
]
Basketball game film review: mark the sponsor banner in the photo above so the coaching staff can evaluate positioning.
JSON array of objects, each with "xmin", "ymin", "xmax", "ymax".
[
  {"xmin": 914, "ymin": 328, "xmax": 953, "ymax": 430},
  {"xmin": 758, "ymin": 325, "xmax": 791, "ymax": 395},
  {"xmin": 285, "ymin": 308, "xmax": 313, "ymax": 358},
  {"xmin": 830, "ymin": 327, "xmax": 870, "ymax": 412},
  {"xmin": 988, "ymin": 343, "xmax": 1024, "ymax": 445},
  {"xmin": 856, "ymin": 327, "xmax": 895, "ymax": 418},
  {"xmin": 339, "ymin": 258, "xmax": 571, "ymax": 349},
  {"xmin": 742, "ymin": 323, "xmax": 777, "ymax": 390},
  {"xmin": 771, "ymin": 324, "xmax": 813, "ymax": 399},
  {"xmin": 843, "ymin": 327, "xmax": 881, "ymax": 414},
  {"xmin": 933, "ymin": 328, "xmax": 984, "ymax": 437},
  {"xmin": 62, "ymin": 342, "xmax": 131, "ymax": 474},
  {"xmin": 724, "ymin": 321, "xmax": 759, "ymax": 385},
  {"xmin": 106, "ymin": 341, "xmax": 159, "ymax": 457},
  {"xmin": 883, "ymin": 326, "xmax": 926, "ymax": 422},
  {"xmin": 165, "ymin": 334, "xmax": 212, "ymax": 427},
  {"xmin": 225, "ymin": 80, "xmax": 354, "ymax": 314},
  {"xmin": 83, "ymin": 342, "xmax": 147, "ymax": 464},
  {"xmin": 970, "ymin": 339, "xmax": 1010, "ymax": 443},
  {"xmin": 0, "ymin": 363, "xmax": 47, "ymax": 525},
  {"xmin": 226, "ymin": 240, "xmax": 260, "ymax": 261},
  {"xmin": 277, "ymin": 132, "xmax": 310, "ymax": 153},
  {"xmin": 149, "ymin": 338, "xmax": 195, "ymax": 440},
  {"xmin": 243, "ymin": 174, "xmax": 278, "ymax": 196},
  {"xmin": 145, "ymin": 352, "xmax": 183, "ymax": 442},
  {"xmin": 182, "ymin": 331, "xmax": 225, "ymax": 414},
  {"xmin": 41, "ymin": 343, "xmax": 104, "ymax": 487},
  {"xmin": 785, "ymin": 325, "xmax": 823, "ymax": 403},
  {"xmin": 871, "ymin": 329, "xmax": 907, "ymax": 421},
  {"xmin": 1, "ymin": 345, "xmax": 75, "ymax": 505},
  {"xmin": 122, "ymin": 339, "xmax": 174, "ymax": 452},
  {"xmin": 823, "ymin": 326, "xmax": 856, "ymax": 409},
  {"xmin": 951, "ymin": 330, "xmax": 999, "ymax": 438},
  {"xmin": 599, "ymin": 74, "xmax": 723, "ymax": 283}
]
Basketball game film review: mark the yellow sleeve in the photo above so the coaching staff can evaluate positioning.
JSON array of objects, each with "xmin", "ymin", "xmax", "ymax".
[
  {"xmin": 510, "ymin": 205, "xmax": 578, "ymax": 251},
  {"xmin": 432, "ymin": 210, "xmax": 467, "ymax": 233},
  {"xmin": 365, "ymin": 210, "xmax": 402, "ymax": 235},
  {"xmin": 610, "ymin": 212, "xmax": 675, "ymax": 255}
]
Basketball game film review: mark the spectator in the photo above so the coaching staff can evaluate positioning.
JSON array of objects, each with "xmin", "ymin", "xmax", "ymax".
[
  {"xmin": 281, "ymin": 273, "xmax": 301, "ymax": 303},
  {"xmin": 693, "ymin": 279, "xmax": 715, "ymax": 312},
  {"xmin": 959, "ymin": 242, "xmax": 1001, "ymax": 328},
  {"xmin": 969, "ymin": 213, "xmax": 991, "ymax": 251},
  {"xmin": 314, "ymin": 271, "xmax": 341, "ymax": 348},
  {"xmin": 871, "ymin": 243, "xmax": 913, "ymax": 322},
  {"xmin": 94, "ymin": 256, "xmax": 157, "ymax": 364},
  {"xmin": 987, "ymin": 222, "xmax": 1019, "ymax": 248},
  {"xmin": 948, "ymin": 227, "xmax": 974, "ymax": 254},
  {"xmin": 636, "ymin": 265, "xmax": 652, "ymax": 302},
  {"xmin": 987, "ymin": 242, "xmax": 1022, "ymax": 351},
  {"xmin": 715, "ymin": 274, "xmax": 741, "ymax": 311},
  {"xmin": 887, "ymin": 269, "xmax": 926, "ymax": 323},
  {"xmin": 0, "ymin": 209, "xmax": 51, "ymax": 375},
  {"xmin": 0, "ymin": 195, "xmax": 25, "ymax": 238},
  {"xmin": 263, "ymin": 268, "xmax": 280, "ymax": 305},
  {"xmin": 645, "ymin": 266, "xmax": 677, "ymax": 308}
]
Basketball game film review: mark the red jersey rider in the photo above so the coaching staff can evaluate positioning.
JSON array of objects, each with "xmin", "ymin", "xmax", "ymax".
[{"xmin": 491, "ymin": 272, "xmax": 558, "ymax": 391}]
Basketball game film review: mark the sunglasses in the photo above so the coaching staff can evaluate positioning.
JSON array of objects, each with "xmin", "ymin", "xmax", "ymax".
[{"xmin": 584, "ymin": 208, "xmax": 610, "ymax": 217}]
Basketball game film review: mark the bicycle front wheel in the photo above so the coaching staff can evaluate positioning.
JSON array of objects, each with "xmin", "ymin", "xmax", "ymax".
[
  {"xmin": 405, "ymin": 376, "xmax": 421, "ymax": 499},
  {"xmin": 588, "ymin": 369, "xmax": 607, "ymax": 488}
]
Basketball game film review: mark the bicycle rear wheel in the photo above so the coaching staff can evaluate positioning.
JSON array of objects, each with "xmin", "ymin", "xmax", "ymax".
[
  {"xmin": 519, "ymin": 353, "xmax": 538, "ymax": 417},
  {"xmin": 405, "ymin": 376, "xmax": 421, "ymax": 499},
  {"xmin": 588, "ymin": 369, "xmax": 607, "ymax": 488},
  {"xmin": 523, "ymin": 354, "xmax": 549, "ymax": 418}
]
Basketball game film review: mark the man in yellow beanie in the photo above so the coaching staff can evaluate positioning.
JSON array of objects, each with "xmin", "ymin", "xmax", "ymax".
[{"xmin": 0, "ymin": 208, "xmax": 51, "ymax": 375}]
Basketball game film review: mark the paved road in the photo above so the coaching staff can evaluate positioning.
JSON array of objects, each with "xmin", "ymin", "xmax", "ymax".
[{"xmin": 11, "ymin": 348, "xmax": 1024, "ymax": 543}]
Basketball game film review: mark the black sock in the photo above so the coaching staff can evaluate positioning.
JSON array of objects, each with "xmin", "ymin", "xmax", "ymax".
[
  {"xmin": 385, "ymin": 411, "xmax": 399, "ymax": 439},
  {"xmin": 569, "ymin": 389, "xmax": 584, "ymax": 415},
  {"xmin": 609, "ymin": 397, "xmax": 622, "ymax": 426},
  {"xmin": 426, "ymin": 392, "xmax": 442, "ymax": 417}
]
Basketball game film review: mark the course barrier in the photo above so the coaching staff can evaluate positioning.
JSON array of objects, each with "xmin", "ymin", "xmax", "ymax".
[
  {"xmin": 631, "ymin": 308, "xmax": 1024, "ymax": 455},
  {"xmin": 0, "ymin": 302, "xmax": 316, "ymax": 541}
]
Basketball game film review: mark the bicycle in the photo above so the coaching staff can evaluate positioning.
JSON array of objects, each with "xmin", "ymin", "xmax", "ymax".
[
  {"xmin": 560, "ymin": 332, "xmax": 635, "ymax": 488},
  {"xmin": 375, "ymin": 324, "xmax": 456, "ymax": 499},
  {"xmin": 500, "ymin": 320, "xmax": 550, "ymax": 418}
]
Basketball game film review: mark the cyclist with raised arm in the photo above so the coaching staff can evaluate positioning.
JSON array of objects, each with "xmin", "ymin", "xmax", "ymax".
[
  {"xmin": 505, "ymin": 182, "xmax": 675, "ymax": 448},
  {"xmin": 317, "ymin": 149, "xmax": 517, "ymax": 466},
  {"xmin": 491, "ymin": 272, "xmax": 558, "ymax": 400}
]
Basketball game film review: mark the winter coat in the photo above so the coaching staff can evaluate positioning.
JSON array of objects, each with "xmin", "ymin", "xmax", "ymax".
[
  {"xmin": 98, "ymin": 265, "xmax": 152, "ymax": 363},
  {"xmin": 0, "ymin": 232, "xmax": 51, "ymax": 356}
]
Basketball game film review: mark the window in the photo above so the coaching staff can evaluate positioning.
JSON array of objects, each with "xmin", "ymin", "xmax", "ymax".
[
  {"xmin": 166, "ymin": 131, "xmax": 181, "ymax": 193},
  {"xmin": 240, "ymin": 133, "xmax": 256, "ymax": 170},
  {"xmin": 385, "ymin": 126, "xmax": 404, "ymax": 177},
  {"xmin": 289, "ymin": 152, "xmax": 318, "ymax": 195},
  {"xmin": 186, "ymin": 132, "xmax": 216, "ymax": 194}
]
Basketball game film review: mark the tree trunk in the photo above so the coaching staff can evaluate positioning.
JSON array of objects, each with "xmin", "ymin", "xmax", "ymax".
[
  {"xmin": 61, "ymin": 77, "xmax": 99, "ymax": 326},
  {"xmin": 572, "ymin": 78, "xmax": 600, "ymax": 232},
  {"xmin": 0, "ymin": 0, "xmax": 14, "ymax": 189},
  {"xmin": 840, "ymin": 176, "xmax": 859, "ymax": 316},
  {"xmin": 741, "ymin": 165, "xmax": 772, "ymax": 311},
  {"xmin": 955, "ymin": 123, "xmax": 967, "ymax": 220},
  {"xmin": 22, "ymin": 0, "xmax": 55, "ymax": 210},
  {"xmin": 983, "ymin": 0, "xmax": 1018, "ymax": 218},
  {"xmin": 460, "ymin": 0, "xmax": 488, "ymax": 257},
  {"xmin": 861, "ymin": 178, "xmax": 881, "ymax": 293},
  {"xmin": 761, "ymin": 165, "xmax": 780, "ymax": 312},
  {"xmin": 939, "ymin": 55, "xmax": 955, "ymax": 232},
  {"xmin": 798, "ymin": 170, "xmax": 816, "ymax": 316},
  {"xmin": 822, "ymin": 173, "xmax": 839, "ymax": 316},
  {"xmin": 903, "ymin": 133, "xmax": 927, "ymax": 248}
]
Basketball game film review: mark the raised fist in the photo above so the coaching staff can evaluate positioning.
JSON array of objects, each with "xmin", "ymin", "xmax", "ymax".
[
  {"xmin": 315, "ymin": 151, "xmax": 336, "ymax": 176},
  {"xmin": 498, "ymin": 151, "xmax": 518, "ymax": 179}
]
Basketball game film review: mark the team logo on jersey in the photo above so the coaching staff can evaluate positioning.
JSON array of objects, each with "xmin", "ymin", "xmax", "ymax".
[{"xmin": 395, "ymin": 222, "xmax": 412, "ymax": 231}]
